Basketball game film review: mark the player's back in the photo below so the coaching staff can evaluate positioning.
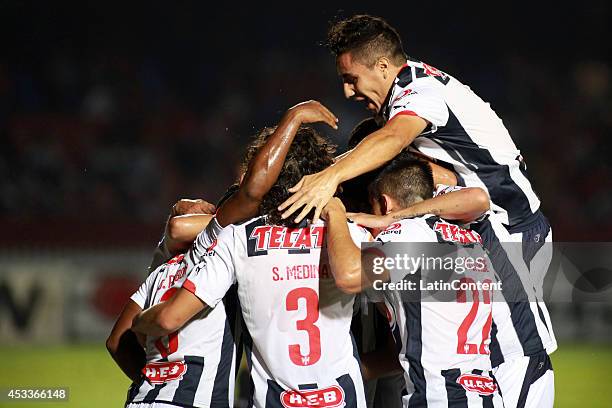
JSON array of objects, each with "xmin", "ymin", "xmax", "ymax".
[
  {"xmin": 187, "ymin": 216, "xmax": 368, "ymax": 408},
  {"xmin": 383, "ymin": 60, "xmax": 541, "ymax": 230},
  {"xmin": 128, "ymin": 224, "xmax": 237, "ymax": 408},
  {"xmin": 373, "ymin": 216, "xmax": 503, "ymax": 407}
]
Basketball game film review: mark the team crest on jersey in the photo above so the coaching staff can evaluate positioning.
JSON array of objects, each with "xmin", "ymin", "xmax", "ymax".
[
  {"xmin": 249, "ymin": 225, "xmax": 326, "ymax": 252},
  {"xmin": 433, "ymin": 221, "xmax": 482, "ymax": 244},
  {"xmin": 457, "ymin": 373, "xmax": 497, "ymax": 396},
  {"xmin": 142, "ymin": 361, "xmax": 187, "ymax": 384},
  {"xmin": 280, "ymin": 385, "xmax": 345, "ymax": 408}
]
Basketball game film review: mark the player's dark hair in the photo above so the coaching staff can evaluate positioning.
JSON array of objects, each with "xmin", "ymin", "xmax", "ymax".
[
  {"xmin": 347, "ymin": 117, "xmax": 381, "ymax": 149},
  {"xmin": 369, "ymin": 157, "xmax": 434, "ymax": 208},
  {"xmin": 326, "ymin": 14, "xmax": 406, "ymax": 67},
  {"xmin": 243, "ymin": 126, "xmax": 336, "ymax": 227}
]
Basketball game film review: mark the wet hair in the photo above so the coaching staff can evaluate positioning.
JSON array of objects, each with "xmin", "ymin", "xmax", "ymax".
[
  {"xmin": 326, "ymin": 14, "xmax": 407, "ymax": 67},
  {"xmin": 369, "ymin": 157, "xmax": 434, "ymax": 208},
  {"xmin": 241, "ymin": 126, "xmax": 336, "ymax": 226}
]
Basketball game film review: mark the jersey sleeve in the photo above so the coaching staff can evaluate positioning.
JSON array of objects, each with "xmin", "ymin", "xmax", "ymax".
[
  {"xmin": 182, "ymin": 226, "xmax": 237, "ymax": 308},
  {"xmin": 347, "ymin": 221, "xmax": 374, "ymax": 246},
  {"xmin": 130, "ymin": 271, "xmax": 158, "ymax": 309},
  {"xmin": 387, "ymin": 78, "xmax": 449, "ymax": 127},
  {"xmin": 434, "ymin": 183, "xmax": 465, "ymax": 197}
]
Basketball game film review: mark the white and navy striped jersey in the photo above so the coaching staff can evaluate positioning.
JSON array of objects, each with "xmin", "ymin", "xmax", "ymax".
[
  {"xmin": 184, "ymin": 217, "xmax": 369, "ymax": 408},
  {"xmin": 381, "ymin": 60, "xmax": 540, "ymax": 232},
  {"xmin": 128, "ymin": 219, "xmax": 238, "ymax": 408},
  {"xmin": 470, "ymin": 217, "xmax": 557, "ymax": 367},
  {"xmin": 433, "ymin": 184, "xmax": 557, "ymax": 364},
  {"xmin": 373, "ymin": 216, "xmax": 503, "ymax": 407}
]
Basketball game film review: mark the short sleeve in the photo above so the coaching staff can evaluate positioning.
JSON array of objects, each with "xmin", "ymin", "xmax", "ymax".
[
  {"xmin": 130, "ymin": 272, "xmax": 157, "ymax": 309},
  {"xmin": 186, "ymin": 216, "xmax": 224, "ymax": 267},
  {"xmin": 182, "ymin": 226, "xmax": 237, "ymax": 308},
  {"xmin": 387, "ymin": 79, "xmax": 449, "ymax": 127},
  {"xmin": 348, "ymin": 222, "xmax": 374, "ymax": 246},
  {"xmin": 434, "ymin": 184, "xmax": 465, "ymax": 197}
]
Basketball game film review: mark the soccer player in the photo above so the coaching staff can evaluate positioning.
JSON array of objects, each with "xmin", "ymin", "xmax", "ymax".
[
  {"xmin": 279, "ymin": 15, "xmax": 555, "ymax": 407},
  {"xmin": 107, "ymin": 100, "xmax": 339, "ymax": 407},
  {"xmin": 132, "ymin": 126, "xmax": 369, "ymax": 408},
  {"xmin": 323, "ymin": 157, "xmax": 503, "ymax": 407}
]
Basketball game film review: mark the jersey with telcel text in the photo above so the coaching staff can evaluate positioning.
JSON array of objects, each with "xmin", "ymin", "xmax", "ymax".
[
  {"xmin": 128, "ymin": 218, "xmax": 236, "ymax": 408},
  {"xmin": 184, "ymin": 217, "xmax": 370, "ymax": 408},
  {"xmin": 381, "ymin": 60, "xmax": 540, "ymax": 232},
  {"xmin": 374, "ymin": 216, "xmax": 496, "ymax": 401}
]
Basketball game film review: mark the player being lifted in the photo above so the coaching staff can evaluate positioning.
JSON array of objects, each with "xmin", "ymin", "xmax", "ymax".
[
  {"xmin": 280, "ymin": 15, "xmax": 555, "ymax": 407},
  {"xmin": 106, "ymin": 100, "xmax": 339, "ymax": 408},
  {"xmin": 323, "ymin": 157, "xmax": 504, "ymax": 407}
]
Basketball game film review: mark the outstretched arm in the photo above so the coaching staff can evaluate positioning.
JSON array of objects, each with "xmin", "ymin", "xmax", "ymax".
[
  {"xmin": 347, "ymin": 187, "xmax": 490, "ymax": 229},
  {"xmin": 279, "ymin": 115, "xmax": 427, "ymax": 223},
  {"xmin": 132, "ymin": 288, "xmax": 208, "ymax": 337},
  {"xmin": 216, "ymin": 100, "xmax": 338, "ymax": 227}
]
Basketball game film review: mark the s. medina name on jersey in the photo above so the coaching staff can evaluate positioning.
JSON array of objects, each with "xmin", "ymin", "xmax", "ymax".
[
  {"xmin": 183, "ymin": 216, "xmax": 370, "ymax": 408},
  {"xmin": 380, "ymin": 60, "xmax": 541, "ymax": 232}
]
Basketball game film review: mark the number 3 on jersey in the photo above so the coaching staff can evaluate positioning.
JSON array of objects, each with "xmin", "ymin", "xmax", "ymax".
[{"xmin": 286, "ymin": 287, "xmax": 321, "ymax": 366}]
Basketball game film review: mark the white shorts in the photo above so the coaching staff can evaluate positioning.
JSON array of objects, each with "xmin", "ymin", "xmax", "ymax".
[
  {"xmin": 493, "ymin": 350, "xmax": 554, "ymax": 408},
  {"xmin": 126, "ymin": 403, "xmax": 180, "ymax": 408}
]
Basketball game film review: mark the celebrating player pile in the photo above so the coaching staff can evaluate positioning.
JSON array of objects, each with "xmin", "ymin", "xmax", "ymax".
[{"xmin": 107, "ymin": 14, "xmax": 555, "ymax": 408}]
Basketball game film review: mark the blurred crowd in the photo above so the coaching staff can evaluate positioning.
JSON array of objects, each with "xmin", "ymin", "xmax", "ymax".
[{"xmin": 1, "ymin": 4, "xmax": 610, "ymax": 243}]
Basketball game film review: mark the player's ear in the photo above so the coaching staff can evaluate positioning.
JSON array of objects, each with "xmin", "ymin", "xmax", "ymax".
[
  {"xmin": 381, "ymin": 193, "xmax": 394, "ymax": 215},
  {"xmin": 377, "ymin": 57, "xmax": 390, "ymax": 77}
]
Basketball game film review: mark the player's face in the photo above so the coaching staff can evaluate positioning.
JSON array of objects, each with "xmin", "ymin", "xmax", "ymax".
[{"xmin": 337, "ymin": 52, "xmax": 388, "ymax": 113}]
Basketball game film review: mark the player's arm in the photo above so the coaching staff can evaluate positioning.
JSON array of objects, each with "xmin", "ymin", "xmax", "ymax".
[
  {"xmin": 165, "ymin": 214, "xmax": 214, "ymax": 253},
  {"xmin": 322, "ymin": 198, "xmax": 388, "ymax": 294},
  {"xmin": 149, "ymin": 200, "xmax": 216, "ymax": 271},
  {"xmin": 106, "ymin": 300, "xmax": 146, "ymax": 383},
  {"xmin": 216, "ymin": 100, "xmax": 338, "ymax": 227},
  {"xmin": 280, "ymin": 114, "xmax": 428, "ymax": 223},
  {"xmin": 348, "ymin": 187, "xmax": 490, "ymax": 229},
  {"xmin": 132, "ymin": 288, "xmax": 208, "ymax": 337},
  {"xmin": 425, "ymin": 161, "xmax": 457, "ymax": 186},
  {"xmin": 136, "ymin": 227, "xmax": 237, "ymax": 336}
]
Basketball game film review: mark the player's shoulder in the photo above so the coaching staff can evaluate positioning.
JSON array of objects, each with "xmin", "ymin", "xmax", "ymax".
[
  {"xmin": 347, "ymin": 219, "xmax": 372, "ymax": 241},
  {"xmin": 394, "ymin": 60, "xmax": 449, "ymax": 88},
  {"xmin": 376, "ymin": 216, "xmax": 437, "ymax": 242}
]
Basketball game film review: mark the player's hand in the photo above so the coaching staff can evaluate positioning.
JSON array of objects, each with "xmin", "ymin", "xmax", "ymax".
[
  {"xmin": 171, "ymin": 199, "xmax": 216, "ymax": 216},
  {"xmin": 346, "ymin": 212, "xmax": 393, "ymax": 229},
  {"xmin": 287, "ymin": 100, "xmax": 339, "ymax": 130},
  {"xmin": 320, "ymin": 197, "xmax": 346, "ymax": 221},
  {"xmin": 278, "ymin": 168, "xmax": 341, "ymax": 224}
]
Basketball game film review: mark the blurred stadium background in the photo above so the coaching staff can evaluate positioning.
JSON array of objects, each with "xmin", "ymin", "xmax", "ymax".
[{"xmin": 0, "ymin": 2, "xmax": 610, "ymax": 407}]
